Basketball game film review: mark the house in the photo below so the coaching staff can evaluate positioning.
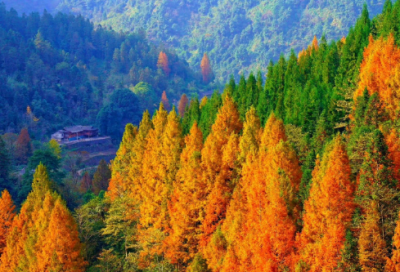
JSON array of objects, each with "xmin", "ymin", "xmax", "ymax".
[{"xmin": 51, "ymin": 125, "xmax": 98, "ymax": 142}]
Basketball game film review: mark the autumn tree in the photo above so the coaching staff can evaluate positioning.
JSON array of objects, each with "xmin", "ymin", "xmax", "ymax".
[
  {"xmin": 233, "ymin": 113, "xmax": 301, "ymax": 271},
  {"xmin": 387, "ymin": 209, "xmax": 400, "ymax": 271},
  {"xmin": 161, "ymin": 90, "xmax": 171, "ymax": 111},
  {"xmin": 48, "ymin": 139, "xmax": 61, "ymax": 159},
  {"xmin": 92, "ymin": 159, "xmax": 111, "ymax": 195},
  {"xmin": 164, "ymin": 123, "xmax": 204, "ymax": 268},
  {"xmin": 358, "ymin": 201, "xmax": 387, "ymax": 271},
  {"xmin": 212, "ymin": 107, "xmax": 262, "ymax": 272},
  {"xmin": 385, "ymin": 129, "xmax": 400, "ymax": 185},
  {"xmin": 354, "ymin": 34, "xmax": 400, "ymax": 120},
  {"xmin": 0, "ymin": 190, "xmax": 15, "ymax": 256},
  {"xmin": 37, "ymin": 198, "xmax": 87, "ymax": 271},
  {"xmin": 201, "ymin": 53, "xmax": 213, "ymax": 83},
  {"xmin": 0, "ymin": 164, "xmax": 86, "ymax": 271},
  {"xmin": 137, "ymin": 105, "xmax": 182, "ymax": 267},
  {"xmin": 157, "ymin": 51, "xmax": 170, "ymax": 76},
  {"xmin": 298, "ymin": 136, "xmax": 355, "ymax": 271},
  {"xmin": 109, "ymin": 124, "xmax": 138, "ymax": 197},
  {"xmin": 200, "ymin": 93, "xmax": 242, "ymax": 247},
  {"xmin": 178, "ymin": 94, "xmax": 189, "ymax": 117},
  {"xmin": 15, "ymin": 128, "xmax": 32, "ymax": 164},
  {"xmin": 238, "ymin": 106, "xmax": 261, "ymax": 164}
]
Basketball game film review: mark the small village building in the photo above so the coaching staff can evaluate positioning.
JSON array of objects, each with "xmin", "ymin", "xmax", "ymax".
[{"xmin": 51, "ymin": 125, "xmax": 98, "ymax": 142}]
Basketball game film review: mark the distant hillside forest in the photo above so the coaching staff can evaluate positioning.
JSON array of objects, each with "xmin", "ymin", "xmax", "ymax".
[
  {"xmin": 0, "ymin": 3, "xmax": 208, "ymax": 141},
  {"xmin": 54, "ymin": 0, "xmax": 385, "ymax": 81}
]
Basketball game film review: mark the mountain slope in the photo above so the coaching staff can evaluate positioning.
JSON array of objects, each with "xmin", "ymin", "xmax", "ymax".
[
  {"xmin": 0, "ymin": 4, "xmax": 204, "ymax": 140},
  {"xmin": 56, "ymin": 0, "xmax": 384, "ymax": 81}
]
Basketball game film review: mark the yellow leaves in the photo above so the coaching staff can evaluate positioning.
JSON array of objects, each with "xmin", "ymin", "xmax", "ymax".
[
  {"xmin": 261, "ymin": 112, "xmax": 287, "ymax": 149},
  {"xmin": 0, "ymin": 166, "xmax": 86, "ymax": 272},
  {"xmin": 0, "ymin": 190, "xmax": 15, "ymax": 256},
  {"xmin": 49, "ymin": 139, "xmax": 62, "ymax": 159},
  {"xmin": 359, "ymin": 201, "xmax": 387, "ymax": 271},
  {"xmin": 239, "ymin": 106, "xmax": 261, "ymax": 163}
]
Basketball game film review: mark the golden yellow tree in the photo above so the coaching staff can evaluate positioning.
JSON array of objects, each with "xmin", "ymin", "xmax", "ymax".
[
  {"xmin": 0, "ymin": 190, "xmax": 15, "ymax": 256},
  {"xmin": 358, "ymin": 201, "xmax": 387, "ymax": 271},
  {"xmin": 138, "ymin": 106, "xmax": 183, "ymax": 267},
  {"xmin": 164, "ymin": 123, "xmax": 204, "ymax": 267}
]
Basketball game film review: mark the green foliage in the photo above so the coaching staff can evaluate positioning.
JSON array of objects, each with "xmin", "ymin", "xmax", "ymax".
[
  {"xmin": 0, "ymin": 5, "xmax": 204, "ymax": 138},
  {"xmin": 0, "ymin": 136, "xmax": 11, "ymax": 193},
  {"xmin": 19, "ymin": 148, "xmax": 63, "ymax": 203},
  {"xmin": 92, "ymin": 159, "xmax": 111, "ymax": 195},
  {"xmin": 96, "ymin": 88, "xmax": 141, "ymax": 141},
  {"xmin": 56, "ymin": 0, "xmax": 384, "ymax": 81}
]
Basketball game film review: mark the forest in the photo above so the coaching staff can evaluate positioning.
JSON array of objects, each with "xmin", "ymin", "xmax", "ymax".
[
  {"xmin": 3, "ymin": 0, "xmax": 400, "ymax": 271},
  {"xmin": 0, "ymin": 3, "xmax": 208, "ymax": 141},
  {"xmin": 55, "ymin": 0, "xmax": 386, "ymax": 81},
  {"xmin": 0, "ymin": 0, "xmax": 387, "ymax": 81}
]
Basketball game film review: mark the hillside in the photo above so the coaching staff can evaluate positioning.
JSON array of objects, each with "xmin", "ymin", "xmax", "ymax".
[
  {"xmin": 1, "ymin": 0, "xmax": 59, "ymax": 14},
  {"xmin": 54, "ymin": 0, "xmax": 385, "ymax": 81},
  {"xmin": 3, "ymin": 1, "xmax": 400, "ymax": 272},
  {"xmin": 0, "ymin": 3, "xmax": 206, "ymax": 141}
]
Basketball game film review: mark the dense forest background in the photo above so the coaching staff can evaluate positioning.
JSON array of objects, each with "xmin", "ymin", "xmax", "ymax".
[
  {"xmin": 0, "ymin": 3, "xmax": 208, "ymax": 141},
  {"xmin": 0, "ymin": 0, "xmax": 387, "ymax": 81}
]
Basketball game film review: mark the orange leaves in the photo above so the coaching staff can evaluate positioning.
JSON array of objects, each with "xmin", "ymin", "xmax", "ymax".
[
  {"xmin": 298, "ymin": 35, "xmax": 319, "ymax": 60},
  {"xmin": 0, "ymin": 190, "xmax": 15, "ymax": 256},
  {"xmin": 157, "ymin": 51, "xmax": 170, "ymax": 76},
  {"xmin": 161, "ymin": 91, "xmax": 171, "ymax": 111},
  {"xmin": 201, "ymin": 53, "xmax": 212, "ymax": 83},
  {"xmin": 178, "ymin": 94, "xmax": 189, "ymax": 117},
  {"xmin": 298, "ymin": 136, "xmax": 355, "ymax": 271},
  {"xmin": 387, "ymin": 210, "xmax": 400, "ymax": 271},
  {"xmin": 385, "ymin": 129, "xmax": 400, "ymax": 185},
  {"xmin": 211, "ymin": 113, "xmax": 301, "ymax": 271},
  {"xmin": 38, "ymin": 198, "xmax": 87, "ymax": 271},
  {"xmin": 355, "ymin": 34, "xmax": 400, "ymax": 119}
]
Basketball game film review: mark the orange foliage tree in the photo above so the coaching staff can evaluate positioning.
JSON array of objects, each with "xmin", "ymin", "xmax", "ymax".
[
  {"xmin": 161, "ymin": 91, "xmax": 171, "ymax": 111},
  {"xmin": 178, "ymin": 93, "xmax": 189, "ymax": 117},
  {"xmin": 387, "ymin": 209, "xmax": 400, "ymax": 271},
  {"xmin": 157, "ymin": 51, "xmax": 170, "ymax": 76},
  {"xmin": 201, "ymin": 53, "xmax": 213, "ymax": 84},
  {"xmin": 15, "ymin": 128, "xmax": 32, "ymax": 164},
  {"xmin": 385, "ymin": 129, "xmax": 400, "ymax": 185},
  {"xmin": 354, "ymin": 34, "xmax": 400, "ymax": 119},
  {"xmin": 297, "ymin": 136, "xmax": 355, "ymax": 271},
  {"xmin": 0, "ymin": 190, "xmax": 15, "ymax": 256},
  {"xmin": 239, "ymin": 113, "xmax": 301, "ymax": 271}
]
